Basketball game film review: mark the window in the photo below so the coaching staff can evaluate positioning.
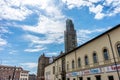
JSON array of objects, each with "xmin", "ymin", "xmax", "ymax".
[
  {"xmin": 59, "ymin": 67, "xmax": 61, "ymax": 72},
  {"xmin": 67, "ymin": 78, "xmax": 70, "ymax": 80},
  {"xmin": 95, "ymin": 75, "xmax": 101, "ymax": 80},
  {"xmin": 85, "ymin": 56, "xmax": 89, "ymax": 65},
  {"xmin": 108, "ymin": 76, "xmax": 114, "ymax": 80},
  {"xmin": 62, "ymin": 57, "xmax": 65, "ymax": 71},
  {"xmin": 93, "ymin": 53, "xmax": 98, "ymax": 63},
  {"xmin": 67, "ymin": 62, "xmax": 69, "ymax": 71},
  {"xmin": 78, "ymin": 58, "xmax": 81, "ymax": 67},
  {"xmin": 73, "ymin": 78, "xmax": 76, "ymax": 80},
  {"xmin": 53, "ymin": 66, "xmax": 55, "ymax": 74},
  {"xmin": 103, "ymin": 49, "xmax": 109, "ymax": 60},
  {"xmin": 79, "ymin": 77, "xmax": 83, "ymax": 80},
  {"xmin": 117, "ymin": 44, "xmax": 120, "ymax": 57},
  {"xmin": 72, "ymin": 60, "xmax": 75, "ymax": 69},
  {"xmin": 87, "ymin": 77, "xmax": 91, "ymax": 80}
]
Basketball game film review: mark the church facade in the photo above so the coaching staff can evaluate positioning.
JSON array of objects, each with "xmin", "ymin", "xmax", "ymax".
[
  {"xmin": 37, "ymin": 54, "xmax": 49, "ymax": 80},
  {"xmin": 44, "ymin": 20, "xmax": 120, "ymax": 80}
]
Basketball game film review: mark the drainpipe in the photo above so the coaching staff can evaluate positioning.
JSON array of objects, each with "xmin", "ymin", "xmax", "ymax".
[
  {"xmin": 107, "ymin": 34, "xmax": 120, "ymax": 80},
  {"xmin": 75, "ymin": 50, "xmax": 78, "ymax": 80}
]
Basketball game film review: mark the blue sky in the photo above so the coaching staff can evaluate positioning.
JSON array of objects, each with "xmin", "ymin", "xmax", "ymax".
[{"xmin": 0, "ymin": 0, "xmax": 120, "ymax": 74}]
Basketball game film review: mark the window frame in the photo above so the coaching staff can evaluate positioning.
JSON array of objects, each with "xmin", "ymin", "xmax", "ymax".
[
  {"xmin": 78, "ymin": 58, "xmax": 81, "ymax": 68},
  {"xmin": 103, "ymin": 48, "xmax": 109, "ymax": 61},
  {"xmin": 72, "ymin": 60, "xmax": 75, "ymax": 69},
  {"xmin": 117, "ymin": 43, "xmax": 120, "ymax": 57},
  {"xmin": 53, "ymin": 66, "xmax": 55, "ymax": 74},
  {"xmin": 85, "ymin": 55, "xmax": 89, "ymax": 65},
  {"xmin": 93, "ymin": 52, "xmax": 98, "ymax": 63},
  {"xmin": 67, "ymin": 61, "xmax": 69, "ymax": 71}
]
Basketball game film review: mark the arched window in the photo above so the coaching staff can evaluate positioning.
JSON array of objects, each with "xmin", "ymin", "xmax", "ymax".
[
  {"xmin": 78, "ymin": 58, "xmax": 81, "ymax": 67},
  {"xmin": 93, "ymin": 53, "xmax": 98, "ymax": 63},
  {"xmin": 85, "ymin": 56, "xmax": 89, "ymax": 65},
  {"xmin": 117, "ymin": 43, "xmax": 120, "ymax": 57},
  {"xmin": 72, "ymin": 60, "xmax": 74, "ymax": 69},
  {"xmin": 53, "ymin": 66, "xmax": 55, "ymax": 74},
  {"xmin": 103, "ymin": 49, "xmax": 109, "ymax": 60}
]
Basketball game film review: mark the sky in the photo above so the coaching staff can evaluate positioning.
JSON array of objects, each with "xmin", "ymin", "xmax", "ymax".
[{"xmin": 0, "ymin": 0, "xmax": 120, "ymax": 74}]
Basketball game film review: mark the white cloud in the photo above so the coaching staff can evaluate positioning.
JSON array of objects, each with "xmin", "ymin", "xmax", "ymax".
[
  {"xmin": 0, "ymin": 27, "xmax": 10, "ymax": 34},
  {"xmin": 24, "ymin": 33, "xmax": 64, "ymax": 44},
  {"xmin": 62, "ymin": 0, "xmax": 120, "ymax": 19},
  {"xmin": 23, "ymin": 34, "xmax": 62, "ymax": 45},
  {"xmin": 23, "ymin": 32, "xmax": 64, "ymax": 52},
  {"xmin": 88, "ymin": 0, "xmax": 101, "ymax": 3},
  {"xmin": 0, "ymin": 38, "xmax": 7, "ymax": 46},
  {"xmin": 0, "ymin": 26, "xmax": 12, "ymax": 50},
  {"xmin": 20, "ymin": 62, "xmax": 37, "ymax": 69},
  {"xmin": 0, "ymin": 0, "xmax": 64, "ymax": 21},
  {"xmin": 9, "ymin": 50, "xmax": 18, "ymax": 54},
  {"xmin": 62, "ymin": 0, "xmax": 92, "ymax": 9},
  {"xmin": 23, "ymin": 34, "xmax": 47, "ymax": 52},
  {"xmin": 22, "ymin": 15, "xmax": 65, "ymax": 34},
  {"xmin": 77, "ymin": 27, "xmax": 110, "ymax": 44},
  {"xmin": 45, "ymin": 52, "xmax": 59, "ymax": 57},
  {"xmin": 103, "ymin": 0, "xmax": 116, "ymax": 6},
  {"xmin": 24, "ymin": 47, "xmax": 46, "ymax": 52},
  {"xmin": 0, "ymin": 0, "xmax": 119, "ymax": 21},
  {"xmin": 89, "ymin": 5, "xmax": 103, "ymax": 14},
  {"xmin": 0, "ymin": 0, "xmax": 32, "ymax": 20},
  {"xmin": 95, "ymin": 13, "xmax": 105, "ymax": 19},
  {"xmin": 89, "ymin": 5, "xmax": 105, "ymax": 19},
  {"xmin": 0, "ymin": 26, "xmax": 9, "ymax": 47},
  {"xmin": 21, "ymin": 15, "xmax": 65, "ymax": 50}
]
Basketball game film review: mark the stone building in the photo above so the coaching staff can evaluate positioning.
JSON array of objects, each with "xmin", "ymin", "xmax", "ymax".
[
  {"xmin": 45, "ymin": 24, "xmax": 120, "ymax": 80},
  {"xmin": 0, "ymin": 65, "xmax": 29, "ymax": 80},
  {"xmin": 37, "ymin": 54, "xmax": 49, "ymax": 80}
]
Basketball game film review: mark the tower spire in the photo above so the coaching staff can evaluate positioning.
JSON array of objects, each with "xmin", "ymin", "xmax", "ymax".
[{"xmin": 66, "ymin": 19, "xmax": 74, "ymax": 31}]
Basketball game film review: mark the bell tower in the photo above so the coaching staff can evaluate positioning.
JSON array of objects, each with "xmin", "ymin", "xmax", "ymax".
[{"xmin": 64, "ymin": 19, "xmax": 77, "ymax": 53}]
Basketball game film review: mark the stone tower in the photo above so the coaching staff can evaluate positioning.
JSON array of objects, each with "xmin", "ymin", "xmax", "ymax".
[
  {"xmin": 37, "ymin": 53, "xmax": 49, "ymax": 80},
  {"xmin": 64, "ymin": 19, "xmax": 77, "ymax": 53}
]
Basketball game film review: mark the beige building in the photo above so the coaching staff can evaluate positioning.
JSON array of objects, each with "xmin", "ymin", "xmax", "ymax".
[
  {"xmin": 45, "ymin": 24, "xmax": 120, "ymax": 80},
  {"xmin": 19, "ymin": 70, "xmax": 29, "ymax": 80}
]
